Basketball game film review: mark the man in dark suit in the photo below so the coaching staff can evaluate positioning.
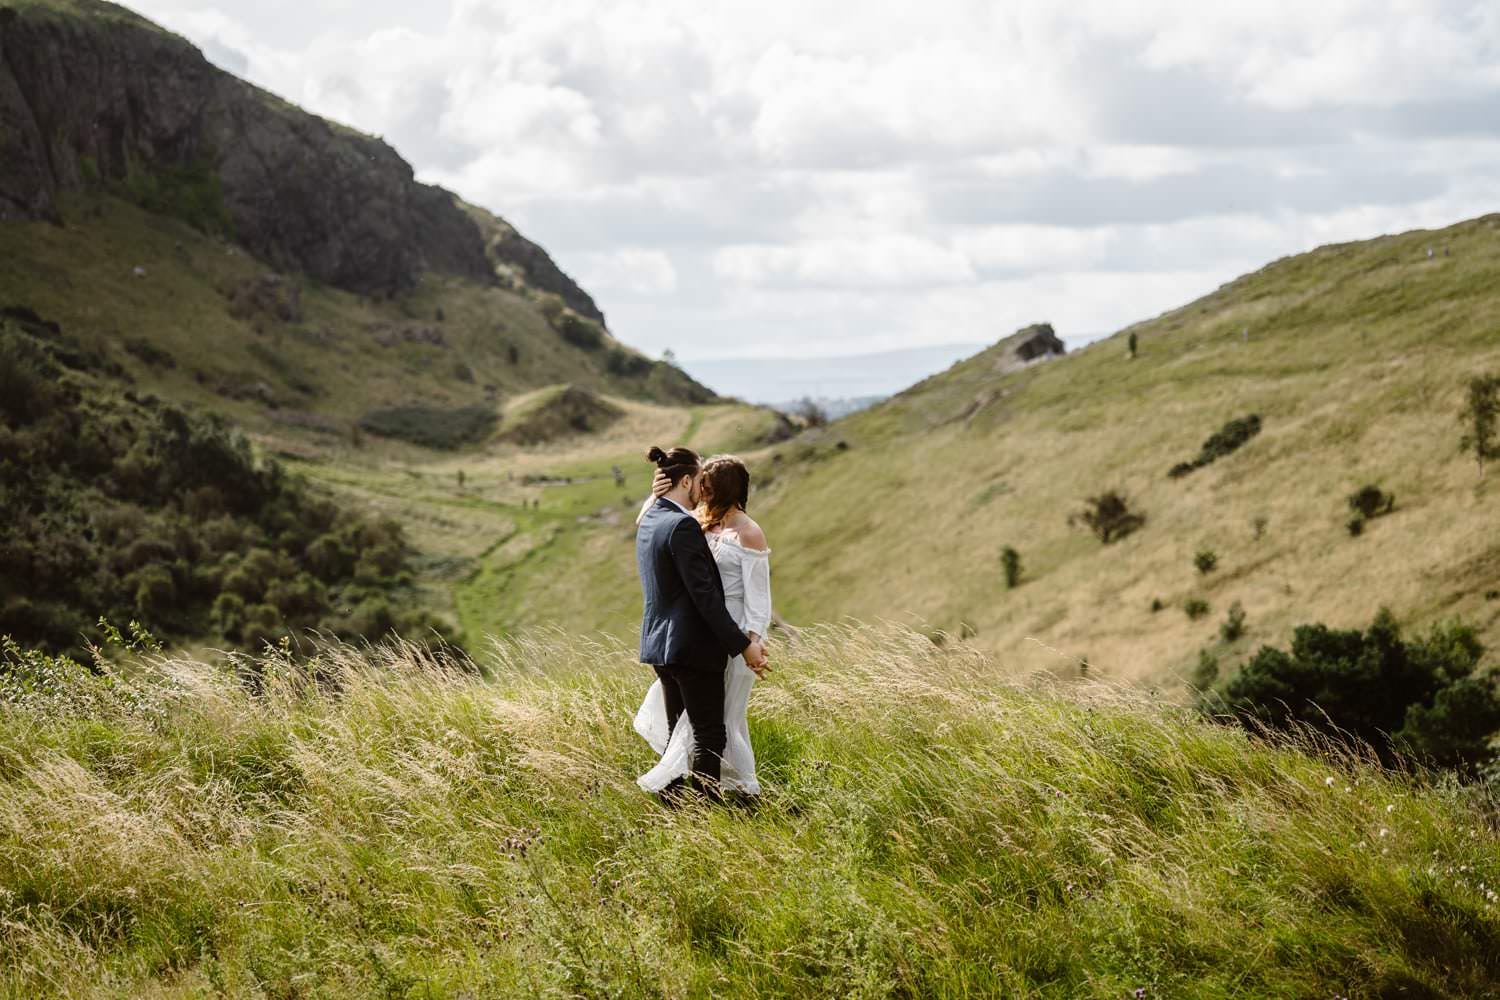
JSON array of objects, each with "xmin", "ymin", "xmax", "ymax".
[{"xmin": 637, "ymin": 447, "xmax": 769, "ymax": 801}]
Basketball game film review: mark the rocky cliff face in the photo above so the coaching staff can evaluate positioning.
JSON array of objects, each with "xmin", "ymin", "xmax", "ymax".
[{"xmin": 0, "ymin": 0, "xmax": 599, "ymax": 318}]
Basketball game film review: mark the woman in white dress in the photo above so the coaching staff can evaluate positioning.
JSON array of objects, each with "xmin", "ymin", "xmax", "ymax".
[{"xmin": 633, "ymin": 454, "xmax": 772, "ymax": 797}]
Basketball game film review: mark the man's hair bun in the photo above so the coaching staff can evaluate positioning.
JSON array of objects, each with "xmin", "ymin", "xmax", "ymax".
[{"xmin": 647, "ymin": 446, "xmax": 668, "ymax": 464}]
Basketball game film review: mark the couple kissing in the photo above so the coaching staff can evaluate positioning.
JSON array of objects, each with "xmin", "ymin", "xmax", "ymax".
[{"xmin": 632, "ymin": 447, "xmax": 773, "ymax": 804}]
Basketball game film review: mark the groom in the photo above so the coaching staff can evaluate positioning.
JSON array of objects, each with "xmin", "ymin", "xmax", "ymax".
[{"xmin": 637, "ymin": 446, "xmax": 769, "ymax": 801}]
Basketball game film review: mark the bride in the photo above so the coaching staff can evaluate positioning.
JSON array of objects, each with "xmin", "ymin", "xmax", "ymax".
[{"xmin": 633, "ymin": 454, "xmax": 772, "ymax": 797}]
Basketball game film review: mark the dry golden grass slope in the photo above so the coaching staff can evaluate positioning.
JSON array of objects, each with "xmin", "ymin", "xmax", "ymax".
[{"xmin": 743, "ymin": 215, "xmax": 1500, "ymax": 686}]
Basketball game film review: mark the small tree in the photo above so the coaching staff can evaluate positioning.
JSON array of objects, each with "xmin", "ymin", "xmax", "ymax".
[
  {"xmin": 1184, "ymin": 598, "xmax": 1211, "ymax": 620},
  {"xmin": 1194, "ymin": 549, "xmax": 1218, "ymax": 575},
  {"xmin": 1220, "ymin": 600, "xmax": 1247, "ymax": 642},
  {"xmin": 1346, "ymin": 484, "xmax": 1395, "ymax": 535},
  {"xmin": 1128, "ymin": 332, "xmax": 1138, "ymax": 359},
  {"xmin": 1077, "ymin": 491, "xmax": 1145, "ymax": 544},
  {"xmin": 1459, "ymin": 373, "xmax": 1500, "ymax": 475},
  {"xmin": 1001, "ymin": 546, "xmax": 1022, "ymax": 588}
]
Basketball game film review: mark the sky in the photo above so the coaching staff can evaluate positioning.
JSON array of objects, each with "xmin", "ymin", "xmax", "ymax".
[{"xmin": 126, "ymin": 0, "xmax": 1500, "ymax": 370}]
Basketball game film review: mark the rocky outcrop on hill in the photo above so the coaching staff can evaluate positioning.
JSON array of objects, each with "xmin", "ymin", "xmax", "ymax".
[
  {"xmin": 463, "ymin": 203, "xmax": 605, "ymax": 325},
  {"xmin": 0, "ymin": 0, "xmax": 597, "ymax": 315}
]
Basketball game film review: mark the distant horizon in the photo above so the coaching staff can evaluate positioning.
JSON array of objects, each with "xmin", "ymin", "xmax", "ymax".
[{"xmin": 678, "ymin": 332, "xmax": 1105, "ymax": 405}]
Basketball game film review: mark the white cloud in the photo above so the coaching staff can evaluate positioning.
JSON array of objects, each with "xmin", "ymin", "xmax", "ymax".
[
  {"xmin": 572, "ymin": 248, "xmax": 679, "ymax": 296},
  {"xmin": 120, "ymin": 0, "xmax": 1500, "ymax": 378}
]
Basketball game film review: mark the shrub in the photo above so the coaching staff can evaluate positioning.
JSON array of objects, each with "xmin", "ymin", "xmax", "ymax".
[
  {"xmin": 1220, "ymin": 601, "xmax": 1247, "ymax": 642},
  {"xmin": 1150, "ymin": 598, "xmax": 1165, "ymax": 613},
  {"xmin": 1191, "ymin": 648, "xmax": 1219, "ymax": 688},
  {"xmin": 211, "ymin": 592, "xmax": 246, "ymax": 640},
  {"xmin": 1347, "ymin": 517, "xmax": 1365, "ymax": 537},
  {"xmin": 450, "ymin": 359, "xmax": 474, "ymax": 383},
  {"xmin": 1128, "ymin": 331, "xmax": 1138, "ymax": 359},
  {"xmin": 1076, "ymin": 491, "xmax": 1145, "ymax": 544},
  {"xmin": 1347, "ymin": 484, "xmax": 1395, "ymax": 521},
  {"xmin": 1184, "ymin": 598, "xmax": 1211, "ymax": 620},
  {"xmin": 1169, "ymin": 414, "xmax": 1262, "ymax": 478},
  {"xmin": 1210, "ymin": 608, "xmax": 1500, "ymax": 772},
  {"xmin": 358, "ymin": 404, "xmax": 497, "ymax": 449},
  {"xmin": 1001, "ymin": 546, "xmax": 1022, "ymax": 589},
  {"xmin": 1459, "ymin": 373, "xmax": 1500, "ymax": 474},
  {"xmin": 605, "ymin": 347, "xmax": 652, "ymax": 376},
  {"xmin": 1194, "ymin": 549, "xmax": 1218, "ymax": 575},
  {"xmin": 790, "ymin": 398, "xmax": 830, "ymax": 428},
  {"xmin": 555, "ymin": 313, "xmax": 605, "ymax": 351},
  {"xmin": 1252, "ymin": 515, "xmax": 1268, "ymax": 541}
]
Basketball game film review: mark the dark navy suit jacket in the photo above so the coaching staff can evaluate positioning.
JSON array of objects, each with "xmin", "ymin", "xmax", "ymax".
[{"xmin": 637, "ymin": 497, "xmax": 750, "ymax": 670}]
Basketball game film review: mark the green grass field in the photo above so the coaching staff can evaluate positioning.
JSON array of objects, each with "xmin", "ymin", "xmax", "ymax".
[{"xmin": 3, "ymin": 625, "xmax": 1497, "ymax": 998}]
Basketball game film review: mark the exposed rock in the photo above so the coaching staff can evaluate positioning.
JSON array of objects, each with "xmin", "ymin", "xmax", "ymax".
[
  {"xmin": 985, "ymin": 322, "xmax": 1067, "ymax": 377},
  {"xmin": 0, "ymin": 1, "xmax": 491, "ymax": 297},
  {"xmin": 462, "ymin": 202, "xmax": 605, "ymax": 326}
]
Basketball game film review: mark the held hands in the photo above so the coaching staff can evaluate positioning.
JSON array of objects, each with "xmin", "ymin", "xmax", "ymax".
[{"xmin": 744, "ymin": 635, "xmax": 771, "ymax": 678}]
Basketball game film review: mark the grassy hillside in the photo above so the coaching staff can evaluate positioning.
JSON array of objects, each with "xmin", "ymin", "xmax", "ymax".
[
  {"xmin": 0, "ymin": 191, "xmax": 707, "ymax": 447},
  {"xmin": 728, "ymin": 215, "xmax": 1500, "ymax": 685},
  {"xmin": 2, "ymin": 624, "xmax": 1497, "ymax": 998}
]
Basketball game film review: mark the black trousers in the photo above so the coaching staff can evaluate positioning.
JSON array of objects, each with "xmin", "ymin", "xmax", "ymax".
[{"xmin": 653, "ymin": 662, "xmax": 727, "ymax": 790}]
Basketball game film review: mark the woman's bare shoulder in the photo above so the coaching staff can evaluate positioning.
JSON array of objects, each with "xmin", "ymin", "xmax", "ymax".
[{"xmin": 734, "ymin": 516, "xmax": 768, "ymax": 551}]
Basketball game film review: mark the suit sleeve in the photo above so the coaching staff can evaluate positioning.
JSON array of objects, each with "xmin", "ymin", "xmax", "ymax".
[{"xmin": 668, "ymin": 517, "xmax": 751, "ymax": 658}]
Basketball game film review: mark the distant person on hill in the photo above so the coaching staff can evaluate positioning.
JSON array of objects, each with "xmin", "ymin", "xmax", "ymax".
[{"xmin": 633, "ymin": 449, "xmax": 773, "ymax": 803}]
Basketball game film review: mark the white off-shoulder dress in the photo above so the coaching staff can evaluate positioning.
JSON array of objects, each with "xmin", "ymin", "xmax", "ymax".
[{"xmin": 634, "ymin": 525, "xmax": 773, "ymax": 795}]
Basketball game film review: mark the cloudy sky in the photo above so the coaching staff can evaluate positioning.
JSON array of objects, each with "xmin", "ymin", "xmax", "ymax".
[{"xmin": 127, "ymin": 0, "xmax": 1500, "ymax": 368}]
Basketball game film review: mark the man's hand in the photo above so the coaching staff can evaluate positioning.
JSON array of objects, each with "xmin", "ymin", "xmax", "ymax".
[
  {"xmin": 652, "ymin": 468, "xmax": 672, "ymax": 498},
  {"xmin": 744, "ymin": 638, "xmax": 771, "ymax": 678}
]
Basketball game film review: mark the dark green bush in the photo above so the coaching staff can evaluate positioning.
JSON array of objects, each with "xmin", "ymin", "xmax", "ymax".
[
  {"xmin": 1347, "ymin": 484, "xmax": 1395, "ymax": 521},
  {"xmin": 1220, "ymin": 601, "xmax": 1247, "ymax": 642},
  {"xmin": 357, "ymin": 404, "xmax": 497, "ymax": 449},
  {"xmin": 1184, "ymin": 598, "xmax": 1211, "ymax": 620},
  {"xmin": 1001, "ymin": 546, "xmax": 1022, "ymax": 589},
  {"xmin": 555, "ymin": 313, "xmax": 605, "ymax": 351},
  {"xmin": 1207, "ymin": 608, "xmax": 1500, "ymax": 772},
  {"xmin": 0, "ymin": 315, "xmax": 448, "ymax": 657},
  {"xmin": 1169, "ymin": 414, "xmax": 1262, "ymax": 478},
  {"xmin": 1075, "ymin": 491, "xmax": 1145, "ymax": 544},
  {"xmin": 1194, "ymin": 549, "xmax": 1218, "ymax": 575}
]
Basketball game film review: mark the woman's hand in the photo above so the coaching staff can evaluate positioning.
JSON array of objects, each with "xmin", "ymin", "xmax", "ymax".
[{"xmin": 652, "ymin": 468, "xmax": 672, "ymax": 498}]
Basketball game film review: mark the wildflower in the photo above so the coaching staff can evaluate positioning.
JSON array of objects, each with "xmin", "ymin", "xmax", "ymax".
[
  {"xmin": 1344, "ymin": 786, "xmax": 1351, "ymax": 793},
  {"xmin": 1386, "ymin": 804, "xmax": 1395, "ymax": 813},
  {"xmin": 1134, "ymin": 989, "xmax": 1147, "ymax": 998},
  {"xmin": 1324, "ymin": 776, "xmax": 1335, "ymax": 787},
  {"xmin": 1378, "ymin": 828, "xmax": 1388, "ymax": 838}
]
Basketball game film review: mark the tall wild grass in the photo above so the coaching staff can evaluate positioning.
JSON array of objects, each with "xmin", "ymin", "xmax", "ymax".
[{"xmin": 1, "ymin": 625, "xmax": 1497, "ymax": 997}]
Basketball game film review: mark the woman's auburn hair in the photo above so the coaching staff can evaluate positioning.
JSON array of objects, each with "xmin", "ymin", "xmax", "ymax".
[{"xmin": 696, "ymin": 454, "xmax": 750, "ymax": 532}]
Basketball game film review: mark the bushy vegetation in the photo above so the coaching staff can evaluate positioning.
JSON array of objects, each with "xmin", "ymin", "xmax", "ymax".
[
  {"xmin": 0, "ymin": 316, "xmax": 443, "ymax": 656},
  {"xmin": 1169, "ymin": 414, "xmax": 1262, "ymax": 478},
  {"xmin": 1205, "ymin": 609, "xmax": 1500, "ymax": 773},
  {"xmin": 1460, "ymin": 373, "xmax": 1500, "ymax": 474},
  {"xmin": 2, "ymin": 625, "xmax": 1497, "ymax": 998},
  {"xmin": 119, "ymin": 154, "xmax": 235, "ymax": 236},
  {"xmin": 1220, "ymin": 600, "xmax": 1247, "ymax": 642},
  {"xmin": 358, "ymin": 403, "xmax": 498, "ymax": 449},
  {"xmin": 1346, "ymin": 484, "xmax": 1396, "ymax": 536},
  {"xmin": 1184, "ymin": 597, "xmax": 1211, "ymax": 621},
  {"xmin": 1194, "ymin": 548, "xmax": 1218, "ymax": 575},
  {"xmin": 1001, "ymin": 545, "xmax": 1023, "ymax": 588},
  {"xmin": 1075, "ymin": 491, "xmax": 1145, "ymax": 544}
]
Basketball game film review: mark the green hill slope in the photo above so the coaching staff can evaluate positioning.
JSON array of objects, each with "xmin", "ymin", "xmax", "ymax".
[
  {"xmin": 746, "ymin": 215, "xmax": 1500, "ymax": 685},
  {"xmin": 3, "ymin": 625, "xmax": 1497, "ymax": 998}
]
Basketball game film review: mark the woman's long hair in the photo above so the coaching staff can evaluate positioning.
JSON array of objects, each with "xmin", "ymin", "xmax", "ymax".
[{"xmin": 697, "ymin": 454, "xmax": 750, "ymax": 532}]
